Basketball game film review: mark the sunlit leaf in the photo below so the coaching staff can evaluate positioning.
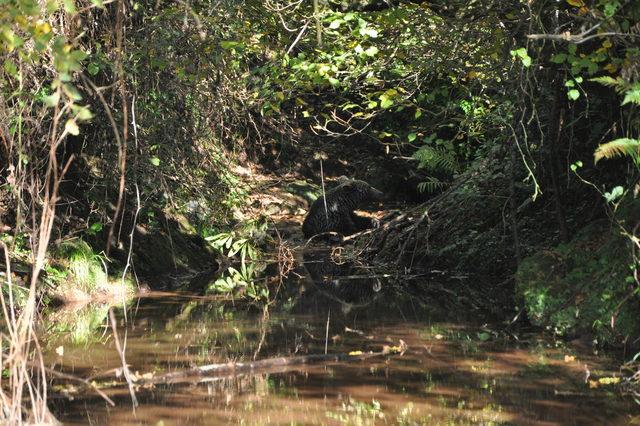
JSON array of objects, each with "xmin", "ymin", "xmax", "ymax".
[
  {"xmin": 364, "ymin": 46, "xmax": 378, "ymax": 57},
  {"xmin": 329, "ymin": 19, "xmax": 342, "ymax": 29},
  {"xmin": 604, "ymin": 186, "xmax": 624, "ymax": 203},
  {"xmin": 380, "ymin": 95, "xmax": 393, "ymax": 109},
  {"xmin": 72, "ymin": 105, "xmax": 93, "ymax": 121},
  {"xmin": 3, "ymin": 60, "xmax": 18, "ymax": 77},
  {"xmin": 65, "ymin": 119, "xmax": 79, "ymax": 135},
  {"xmin": 63, "ymin": 0, "xmax": 76, "ymax": 13},
  {"xmin": 566, "ymin": 0, "xmax": 585, "ymax": 7},
  {"xmin": 594, "ymin": 138, "xmax": 640, "ymax": 163},
  {"xmin": 87, "ymin": 62, "xmax": 100, "ymax": 75},
  {"xmin": 622, "ymin": 88, "xmax": 640, "ymax": 106}
]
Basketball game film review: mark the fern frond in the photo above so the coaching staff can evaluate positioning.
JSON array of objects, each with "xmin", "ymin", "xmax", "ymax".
[
  {"xmin": 590, "ymin": 76, "xmax": 623, "ymax": 87},
  {"xmin": 622, "ymin": 88, "xmax": 640, "ymax": 106},
  {"xmin": 589, "ymin": 76, "xmax": 628, "ymax": 95},
  {"xmin": 594, "ymin": 138, "xmax": 640, "ymax": 163},
  {"xmin": 412, "ymin": 146, "xmax": 458, "ymax": 173},
  {"xmin": 417, "ymin": 177, "xmax": 448, "ymax": 194}
]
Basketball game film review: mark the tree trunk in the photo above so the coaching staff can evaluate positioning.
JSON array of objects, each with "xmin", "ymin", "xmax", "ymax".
[{"xmin": 547, "ymin": 76, "xmax": 569, "ymax": 243}]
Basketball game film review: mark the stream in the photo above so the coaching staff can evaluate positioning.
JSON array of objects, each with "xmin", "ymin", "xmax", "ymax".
[{"xmin": 42, "ymin": 270, "xmax": 640, "ymax": 425}]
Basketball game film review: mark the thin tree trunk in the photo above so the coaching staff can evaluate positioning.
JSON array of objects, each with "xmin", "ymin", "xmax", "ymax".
[
  {"xmin": 314, "ymin": 0, "xmax": 322, "ymax": 48},
  {"xmin": 509, "ymin": 140, "xmax": 521, "ymax": 264},
  {"xmin": 547, "ymin": 77, "xmax": 569, "ymax": 243}
]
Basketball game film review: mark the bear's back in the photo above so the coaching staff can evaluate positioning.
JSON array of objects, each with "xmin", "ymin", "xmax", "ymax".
[{"xmin": 302, "ymin": 178, "xmax": 381, "ymax": 238}]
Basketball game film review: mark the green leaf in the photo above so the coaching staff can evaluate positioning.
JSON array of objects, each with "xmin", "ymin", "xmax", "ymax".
[
  {"xmin": 622, "ymin": 88, "xmax": 640, "ymax": 106},
  {"xmin": 75, "ymin": 106, "xmax": 93, "ymax": 121},
  {"xmin": 1, "ymin": 29, "xmax": 24, "ymax": 51},
  {"xmin": 364, "ymin": 46, "xmax": 378, "ymax": 57},
  {"xmin": 379, "ymin": 95, "xmax": 393, "ymax": 109},
  {"xmin": 150, "ymin": 157, "xmax": 160, "ymax": 166},
  {"xmin": 551, "ymin": 53, "xmax": 567, "ymax": 64},
  {"xmin": 510, "ymin": 47, "xmax": 531, "ymax": 67},
  {"xmin": 62, "ymin": 83, "xmax": 83, "ymax": 101},
  {"xmin": 360, "ymin": 27, "xmax": 378, "ymax": 38},
  {"xmin": 63, "ymin": 0, "xmax": 76, "ymax": 13},
  {"xmin": 477, "ymin": 332, "xmax": 491, "ymax": 342},
  {"xmin": 89, "ymin": 222, "xmax": 103, "ymax": 234},
  {"xmin": 65, "ymin": 119, "xmax": 79, "ymax": 136},
  {"xmin": 407, "ymin": 133, "xmax": 417, "ymax": 142},
  {"xmin": 567, "ymin": 89, "xmax": 580, "ymax": 100},
  {"xmin": 87, "ymin": 62, "xmax": 100, "ymax": 76},
  {"xmin": 220, "ymin": 40, "xmax": 242, "ymax": 50},
  {"xmin": 44, "ymin": 92, "xmax": 60, "ymax": 107},
  {"xmin": 604, "ymin": 186, "xmax": 624, "ymax": 203},
  {"xmin": 570, "ymin": 160, "xmax": 583, "ymax": 172},
  {"xmin": 329, "ymin": 19, "xmax": 342, "ymax": 29},
  {"xmin": 414, "ymin": 109, "xmax": 422, "ymax": 119},
  {"xmin": 3, "ymin": 60, "xmax": 18, "ymax": 77},
  {"xmin": 604, "ymin": 2, "xmax": 619, "ymax": 17}
]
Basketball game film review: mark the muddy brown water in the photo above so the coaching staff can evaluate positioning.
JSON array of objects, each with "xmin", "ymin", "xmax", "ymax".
[{"xmin": 43, "ymin": 281, "xmax": 640, "ymax": 425}]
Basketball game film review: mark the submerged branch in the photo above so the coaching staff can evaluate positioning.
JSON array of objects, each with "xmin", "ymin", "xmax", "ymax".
[{"xmin": 105, "ymin": 342, "xmax": 407, "ymax": 386}]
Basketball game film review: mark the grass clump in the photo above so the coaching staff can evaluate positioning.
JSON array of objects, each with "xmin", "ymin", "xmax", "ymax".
[{"xmin": 49, "ymin": 240, "xmax": 134, "ymax": 302}]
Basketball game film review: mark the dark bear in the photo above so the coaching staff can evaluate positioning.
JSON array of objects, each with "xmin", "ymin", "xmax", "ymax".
[{"xmin": 302, "ymin": 177, "xmax": 383, "ymax": 238}]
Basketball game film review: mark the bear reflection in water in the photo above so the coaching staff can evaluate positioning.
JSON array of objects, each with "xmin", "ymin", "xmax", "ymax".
[{"xmin": 302, "ymin": 248, "xmax": 382, "ymax": 311}]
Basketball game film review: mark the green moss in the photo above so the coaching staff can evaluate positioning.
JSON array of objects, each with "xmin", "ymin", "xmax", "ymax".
[
  {"xmin": 516, "ymin": 220, "xmax": 640, "ymax": 344},
  {"xmin": 50, "ymin": 240, "xmax": 135, "ymax": 301},
  {"xmin": 56, "ymin": 240, "xmax": 108, "ymax": 293}
]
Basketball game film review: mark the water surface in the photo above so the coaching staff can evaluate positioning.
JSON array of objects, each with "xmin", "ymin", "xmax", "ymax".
[{"xmin": 42, "ymin": 285, "xmax": 640, "ymax": 425}]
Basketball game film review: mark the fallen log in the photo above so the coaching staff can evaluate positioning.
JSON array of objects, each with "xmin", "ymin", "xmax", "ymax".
[{"xmin": 136, "ymin": 341, "xmax": 408, "ymax": 385}]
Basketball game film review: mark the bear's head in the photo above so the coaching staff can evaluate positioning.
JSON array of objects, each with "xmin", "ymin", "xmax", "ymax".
[{"xmin": 336, "ymin": 177, "xmax": 384, "ymax": 202}]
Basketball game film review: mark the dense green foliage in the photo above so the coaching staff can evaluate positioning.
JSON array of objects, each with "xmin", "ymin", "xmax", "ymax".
[
  {"xmin": 1, "ymin": 0, "xmax": 639, "ymax": 329},
  {"xmin": 1, "ymin": 0, "xmax": 640, "ymax": 420},
  {"xmin": 516, "ymin": 220, "xmax": 640, "ymax": 342}
]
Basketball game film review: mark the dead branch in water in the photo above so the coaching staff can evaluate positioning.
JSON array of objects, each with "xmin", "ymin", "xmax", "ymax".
[{"xmin": 108, "ymin": 341, "xmax": 407, "ymax": 386}]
